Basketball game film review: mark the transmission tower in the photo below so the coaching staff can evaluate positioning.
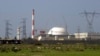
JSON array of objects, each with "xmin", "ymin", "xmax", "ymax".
[
  {"xmin": 5, "ymin": 20, "xmax": 12, "ymax": 40},
  {"xmin": 62, "ymin": 16, "xmax": 69, "ymax": 35},
  {"xmin": 81, "ymin": 11, "xmax": 100, "ymax": 39},
  {"xmin": 22, "ymin": 18, "xmax": 27, "ymax": 39}
]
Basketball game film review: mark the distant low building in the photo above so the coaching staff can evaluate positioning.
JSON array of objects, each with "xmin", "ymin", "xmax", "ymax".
[{"xmin": 74, "ymin": 32, "xmax": 100, "ymax": 40}]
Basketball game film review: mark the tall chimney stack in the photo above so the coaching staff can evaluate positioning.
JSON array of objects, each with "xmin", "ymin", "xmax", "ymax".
[{"xmin": 32, "ymin": 9, "xmax": 35, "ymax": 39}]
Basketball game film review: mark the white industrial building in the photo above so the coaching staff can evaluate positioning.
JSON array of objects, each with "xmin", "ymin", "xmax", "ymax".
[
  {"xmin": 47, "ymin": 27, "xmax": 69, "ymax": 40},
  {"xmin": 37, "ymin": 27, "xmax": 100, "ymax": 41},
  {"xmin": 37, "ymin": 27, "xmax": 69, "ymax": 41},
  {"xmin": 48, "ymin": 27, "xmax": 68, "ymax": 35},
  {"xmin": 74, "ymin": 32, "xmax": 100, "ymax": 40}
]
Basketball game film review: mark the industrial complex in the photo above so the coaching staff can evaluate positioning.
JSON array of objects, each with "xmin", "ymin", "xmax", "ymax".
[{"xmin": 0, "ymin": 9, "xmax": 100, "ymax": 44}]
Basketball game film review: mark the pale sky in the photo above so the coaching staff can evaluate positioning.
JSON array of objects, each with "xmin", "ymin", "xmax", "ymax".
[{"xmin": 0, "ymin": 0, "xmax": 100, "ymax": 38}]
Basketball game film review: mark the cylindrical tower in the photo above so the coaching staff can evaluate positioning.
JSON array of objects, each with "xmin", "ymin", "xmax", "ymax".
[
  {"xmin": 32, "ymin": 9, "xmax": 35, "ymax": 39},
  {"xmin": 17, "ymin": 27, "xmax": 20, "ymax": 40}
]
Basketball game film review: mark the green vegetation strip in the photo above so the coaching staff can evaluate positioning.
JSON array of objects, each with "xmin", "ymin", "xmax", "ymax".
[{"xmin": 0, "ymin": 44, "xmax": 100, "ymax": 56}]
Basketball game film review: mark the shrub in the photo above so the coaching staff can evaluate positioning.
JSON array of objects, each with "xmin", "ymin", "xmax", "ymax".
[
  {"xmin": 0, "ymin": 47, "xmax": 10, "ymax": 52},
  {"xmin": 12, "ymin": 46, "xmax": 21, "ymax": 52},
  {"xmin": 35, "ymin": 42, "xmax": 42, "ymax": 46}
]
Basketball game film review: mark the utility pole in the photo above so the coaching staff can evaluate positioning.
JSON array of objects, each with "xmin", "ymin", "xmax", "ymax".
[{"xmin": 5, "ymin": 20, "xmax": 12, "ymax": 40}]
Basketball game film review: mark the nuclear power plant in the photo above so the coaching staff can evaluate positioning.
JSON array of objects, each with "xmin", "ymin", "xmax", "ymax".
[
  {"xmin": 0, "ymin": 9, "xmax": 100, "ymax": 44},
  {"xmin": 31, "ymin": 9, "xmax": 100, "ymax": 41}
]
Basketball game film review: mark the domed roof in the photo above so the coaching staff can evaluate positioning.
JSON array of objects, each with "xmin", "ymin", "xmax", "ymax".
[{"xmin": 48, "ymin": 27, "xmax": 68, "ymax": 35}]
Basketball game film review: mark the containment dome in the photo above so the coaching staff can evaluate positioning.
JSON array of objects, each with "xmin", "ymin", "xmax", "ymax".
[{"xmin": 48, "ymin": 27, "xmax": 68, "ymax": 35}]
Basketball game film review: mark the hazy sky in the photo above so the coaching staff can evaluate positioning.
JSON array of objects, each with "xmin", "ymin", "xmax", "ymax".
[{"xmin": 0, "ymin": 0, "xmax": 100, "ymax": 38}]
